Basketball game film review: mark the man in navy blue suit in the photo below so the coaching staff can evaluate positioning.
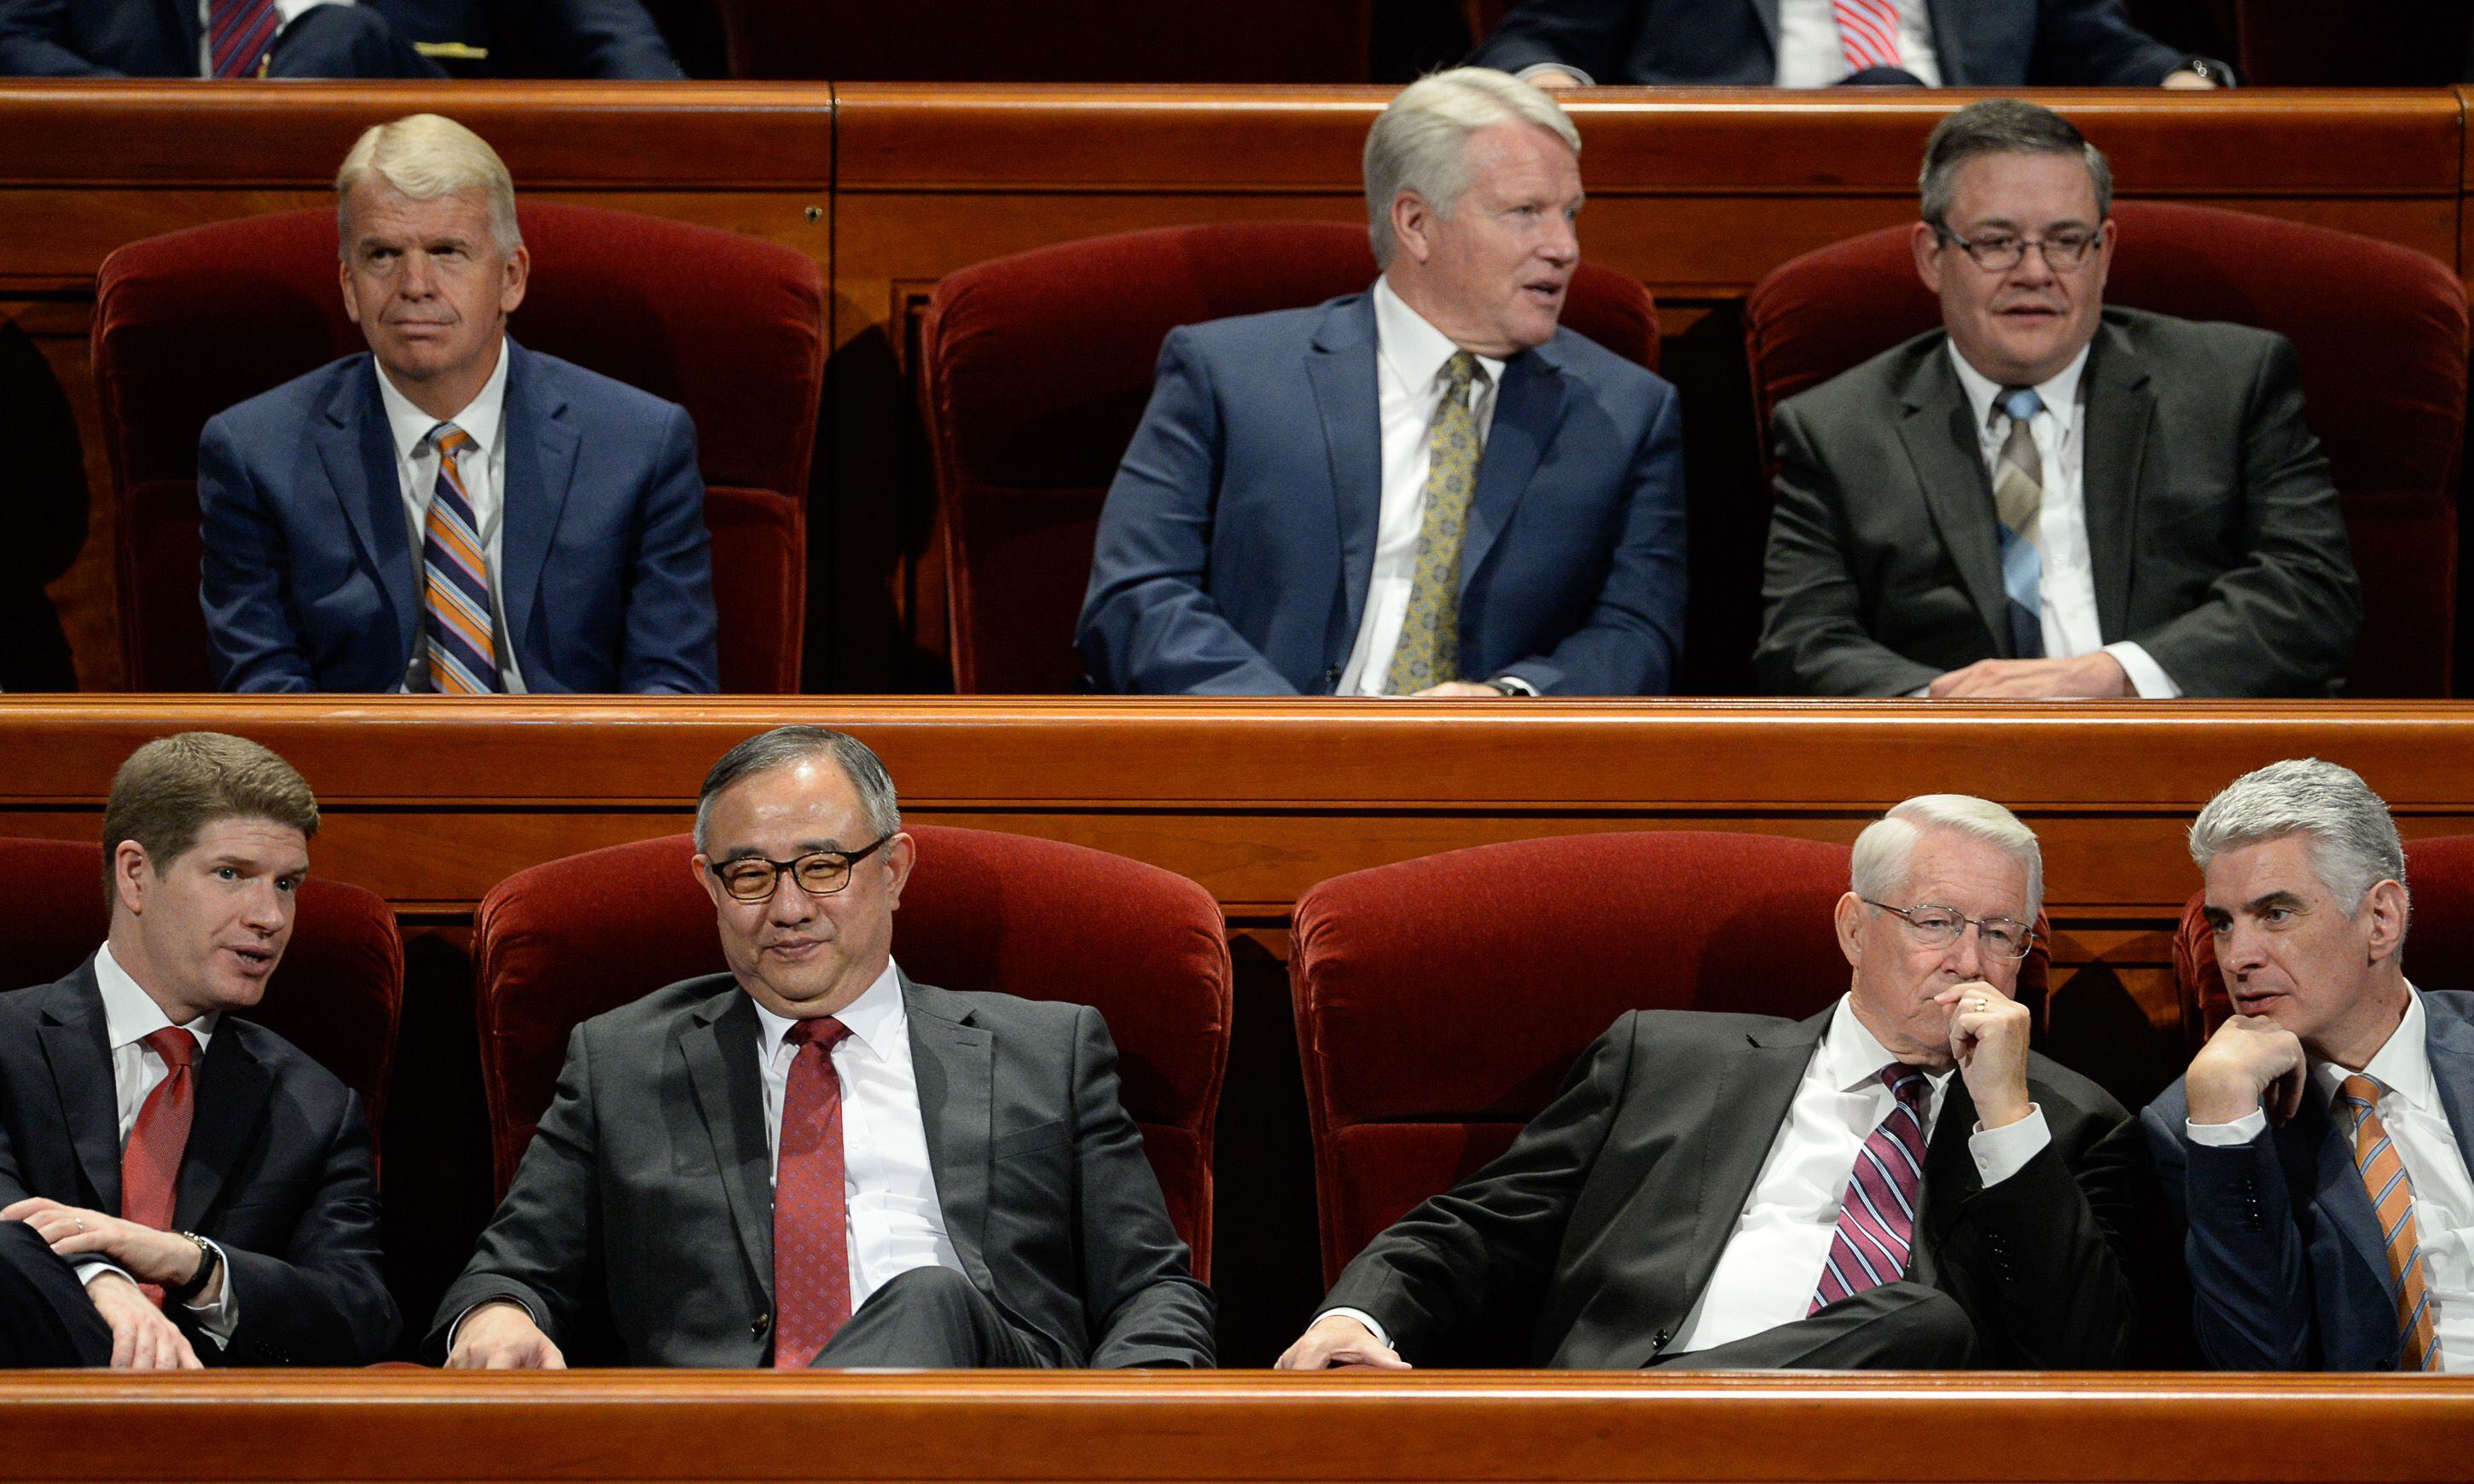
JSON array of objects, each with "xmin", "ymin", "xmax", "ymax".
[
  {"xmin": 2146, "ymin": 759, "xmax": 2474, "ymax": 1371},
  {"xmin": 198, "ymin": 113, "xmax": 718, "ymax": 694},
  {"xmin": 1077, "ymin": 67, "xmax": 1686, "ymax": 698},
  {"xmin": 0, "ymin": 0, "xmax": 680, "ymax": 79}
]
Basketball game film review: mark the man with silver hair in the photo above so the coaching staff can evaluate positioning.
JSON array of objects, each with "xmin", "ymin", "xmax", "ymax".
[
  {"xmin": 1281, "ymin": 793, "xmax": 2149, "ymax": 1370},
  {"xmin": 198, "ymin": 112, "xmax": 719, "ymax": 695},
  {"xmin": 1079, "ymin": 67, "xmax": 1686, "ymax": 697},
  {"xmin": 2144, "ymin": 758, "xmax": 2474, "ymax": 1371}
]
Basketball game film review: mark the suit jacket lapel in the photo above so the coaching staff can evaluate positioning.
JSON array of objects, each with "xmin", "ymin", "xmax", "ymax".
[
  {"xmin": 320, "ymin": 360, "xmax": 419, "ymax": 663},
  {"xmin": 1923, "ymin": 0, "xmax": 1969, "ymax": 82},
  {"xmin": 679, "ymin": 988, "xmax": 777, "ymax": 1307},
  {"xmin": 1676, "ymin": 1011, "xmax": 1829, "ymax": 1313},
  {"xmin": 36, "ymin": 966, "xmax": 122, "ymax": 1213},
  {"xmin": 497, "ymin": 339, "xmax": 578, "ymax": 676},
  {"xmin": 173, "ymin": 1029, "xmax": 271, "ymax": 1230},
  {"xmin": 2425, "ymin": 994, "xmax": 2474, "ymax": 1165},
  {"xmin": 171, "ymin": 0, "xmax": 205, "ymax": 63},
  {"xmin": 1305, "ymin": 299, "xmax": 1384, "ymax": 669},
  {"xmin": 1746, "ymin": 0, "xmax": 1780, "ymax": 50},
  {"xmin": 904, "ymin": 973, "xmax": 996, "ymax": 1288},
  {"xmin": 1461, "ymin": 348, "xmax": 1570, "ymax": 600},
  {"xmin": 2299, "ymin": 1093, "xmax": 2396, "ymax": 1302},
  {"xmin": 1914, "ymin": 1073, "xmax": 1986, "ymax": 1280},
  {"xmin": 1896, "ymin": 349, "xmax": 2012, "ymax": 653},
  {"xmin": 2078, "ymin": 322, "xmax": 2152, "ymax": 642}
]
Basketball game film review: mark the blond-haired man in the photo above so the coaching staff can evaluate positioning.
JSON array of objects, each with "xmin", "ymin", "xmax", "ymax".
[{"xmin": 198, "ymin": 113, "xmax": 718, "ymax": 694}]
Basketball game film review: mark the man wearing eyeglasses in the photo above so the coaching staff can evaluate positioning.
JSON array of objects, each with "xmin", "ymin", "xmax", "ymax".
[
  {"xmin": 1280, "ymin": 794, "xmax": 2155, "ymax": 1370},
  {"xmin": 1756, "ymin": 98, "xmax": 2359, "ymax": 699},
  {"xmin": 430, "ymin": 725, "xmax": 1213, "ymax": 1369}
]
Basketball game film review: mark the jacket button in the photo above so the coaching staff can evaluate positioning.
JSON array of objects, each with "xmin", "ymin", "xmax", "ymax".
[
  {"xmin": 751, "ymin": 1313, "xmax": 769, "ymax": 1336},
  {"xmin": 1652, "ymin": 1328, "xmax": 1670, "ymax": 1348},
  {"xmin": 1323, "ymin": 664, "xmax": 1343, "ymax": 690}
]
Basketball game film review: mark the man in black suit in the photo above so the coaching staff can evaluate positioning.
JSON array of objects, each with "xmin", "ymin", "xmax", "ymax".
[
  {"xmin": 0, "ymin": 0, "xmax": 679, "ymax": 78},
  {"xmin": 1757, "ymin": 99, "xmax": 2359, "ymax": 699},
  {"xmin": 1280, "ymin": 793, "xmax": 2148, "ymax": 1371},
  {"xmin": 1471, "ymin": 0, "xmax": 2227, "ymax": 88},
  {"xmin": 433, "ymin": 726, "xmax": 1213, "ymax": 1369},
  {"xmin": 0, "ymin": 733, "xmax": 397, "ymax": 1369}
]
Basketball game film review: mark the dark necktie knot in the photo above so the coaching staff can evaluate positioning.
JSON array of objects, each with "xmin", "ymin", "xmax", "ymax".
[{"xmin": 1879, "ymin": 1062, "xmax": 1930, "ymax": 1107}]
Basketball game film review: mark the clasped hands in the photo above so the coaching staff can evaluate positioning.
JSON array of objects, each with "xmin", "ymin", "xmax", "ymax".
[{"xmin": 3, "ymin": 1196, "xmax": 212, "ymax": 1370}]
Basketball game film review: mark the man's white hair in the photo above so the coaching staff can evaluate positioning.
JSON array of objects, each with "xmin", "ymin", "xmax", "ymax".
[
  {"xmin": 2189, "ymin": 757, "xmax": 2407, "ymax": 919},
  {"xmin": 1362, "ymin": 67, "xmax": 1581, "ymax": 270},
  {"xmin": 1850, "ymin": 794, "xmax": 2044, "ymax": 920},
  {"xmin": 336, "ymin": 113, "xmax": 522, "ymax": 258}
]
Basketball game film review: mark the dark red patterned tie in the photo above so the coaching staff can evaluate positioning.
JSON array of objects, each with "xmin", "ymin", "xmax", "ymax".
[
  {"xmin": 771, "ymin": 1017, "xmax": 853, "ymax": 1368},
  {"xmin": 1809, "ymin": 1064, "xmax": 1931, "ymax": 1313},
  {"xmin": 206, "ymin": 0, "xmax": 281, "ymax": 77},
  {"xmin": 120, "ymin": 1027, "xmax": 198, "ymax": 1307}
]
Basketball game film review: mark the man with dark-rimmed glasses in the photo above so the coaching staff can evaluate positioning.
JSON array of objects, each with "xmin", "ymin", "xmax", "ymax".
[
  {"xmin": 432, "ymin": 725, "xmax": 1212, "ymax": 1369},
  {"xmin": 1281, "ymin": 793, "xmax": 2159, "ymax": 1371},
  {"xmin": 1757, "ymin": 97, "xmax": 2358, "ymax": 699}
]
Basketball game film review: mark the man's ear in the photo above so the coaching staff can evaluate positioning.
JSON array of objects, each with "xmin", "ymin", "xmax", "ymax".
[
  {"xmin": 2361, "ymin": 878, "xmax": 2410, "ymax": 965},
  {"xmin": 112, "ymin": 840, "xmax": 151, "ymax": 919},
  {"xmin": 1390, "ymin": 191, "xmax": 1435, "ymax": 268},
  {"xmin": 1909, "ymin": 221, "xmax": 1944, "ymax": 297},
  {"xmin": 880, "ymin": 832, "xmax": 917, "ymax": 913},
  {"xmin": 690, "ymin": 851, "xmax": 726, "ymax": 912},
  {"xmin": 1834, "ymin": 890, "xmax": 1867, "ymax": 970}
]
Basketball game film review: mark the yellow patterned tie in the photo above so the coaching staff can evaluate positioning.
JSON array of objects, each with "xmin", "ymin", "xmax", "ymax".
[
  {"xmin": 1387, "ymin": 351, "xmax": 1484, "ymax": 694},
  {"xmin": 2337, "ymin": 1073, "xmax": 2442, "ymax": 1371}
]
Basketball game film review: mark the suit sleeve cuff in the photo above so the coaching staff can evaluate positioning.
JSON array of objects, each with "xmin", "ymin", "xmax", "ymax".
[
  {"xmin": 1320, "ymin": 1306, "xmax": 1391, "ymax": 1349},
  {"xmin": 2187, "ymin": 1108, "xmax": 2268, "ymax": 1147},
  {"xmin": 1968, "ymin": 1104, "xmax": 2052, "ymax": 1186},
  {"xmin": 1514, "ymin": 61, "xmax": 1592, "ymax": 86},
  {"xmin": 74, "ymin": 1260, "xmax": 129, "ymax": 1288},
  {"xmin": 2103, "ymin": 641, "xmax": 2181, "ymax": 698}
]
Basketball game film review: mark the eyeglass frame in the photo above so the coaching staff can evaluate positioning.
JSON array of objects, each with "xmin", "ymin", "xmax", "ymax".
[
  {"xmin": 1859, "ymin": 898, "xmax": 2036, "ymax": 960},
  {"xmin": 1928, "ymin": 221, "xmax": 2105, "ymax": 274},
  {"xmin": 703, "ymin": 833, "xmax": 897, "ymax": 903}
]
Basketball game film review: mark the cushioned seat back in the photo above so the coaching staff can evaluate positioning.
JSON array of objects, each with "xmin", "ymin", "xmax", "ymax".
[
  {"xmin": 920, "ymin": 221, "xmax": 1661, "ymax": 693},
  {"xmin": 1745, "ymin": 200, "xmax": 2469, "ymax": 698},
  {"xmin": 1292, "ymin": 830, "xmax": 2051, "ymax": 1286},
  {"xmin": 473, "ymin": 826, "xmax": 1231, "ymax": 1275},
  {"xmin": 0, "ymin": 838, "xmax": 404, "ymax": 1139},
  {"xmin": 93, "ymin": 201, "xmax": 824, "ymax": 693}
]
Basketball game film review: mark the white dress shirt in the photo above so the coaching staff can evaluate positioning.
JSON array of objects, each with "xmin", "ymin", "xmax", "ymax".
[
  {"xmin": 80, "ymin": 942, "xmax": 239, "ymax": 1345},
  {"xmin": 1947, "ymin": 343, "xmax": 2180, "ymax": 699},
  {"xmin": 193, "ymin": 0, "xmax": 346, "ymax": 76},
  {"xmin": 373, "ymin": 337, "xmax": 529, "ymax": 693},
  {"xmin": 1517, "ymin": 0, "xmax": 1940, "ymax": 87},
  {"xmin": 751, "ymin": 959, "xmax": 963, "ymax": 1312},
  {"xmin": 1334, "ymin": 278, "xmax": 1508, "ymax": 695},
  {"xmin": 2187, "ymin": 986, "xmax": 2474, "ymax": 1371}
]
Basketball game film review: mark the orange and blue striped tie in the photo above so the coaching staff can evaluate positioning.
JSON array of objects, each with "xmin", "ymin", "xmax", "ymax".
[
  {"xmin": 2337, "ymin": 1073, "xmax": 2442, "ymax": 1371},
  {"xmin": 420, "ymin": 425, "xmax": 501, "ymax": 694}
]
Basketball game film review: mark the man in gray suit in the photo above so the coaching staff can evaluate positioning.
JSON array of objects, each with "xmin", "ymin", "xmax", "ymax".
[
  {"xmin": 2145, "ymin": 759, "xmax": 2474, "ymax": 1371},
  {"xmin": 1278, "ymin": 794, "xmax": 2151, "ymax": 1371},
  {"xmin": 1757, "ymin": 99, "xmax": 2360, "ymax": 699},
  {"xmin": 433, "ymin": 726, "xmax": 1213, "ymax": 1368}
]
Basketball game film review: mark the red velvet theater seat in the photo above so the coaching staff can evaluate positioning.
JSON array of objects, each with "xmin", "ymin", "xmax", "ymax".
[
  {"xmin": 472, "ymin": 826, "xmax": 1231, "ymax": 1276},
  {"xmin": 2175, "ymin": 832, "xmax": 2474, "ymax": 1052},
  {"xmin": 0, "ymin": 838, "xmax": 404, "ymax": 1139},
  {"xmin": 919, "ymin": 222, "xmax": 1661, "ymax": 693},
  {"xmin": 1292, "ymin": 831, "xmax": 2051, "ymax": 1288},
  {"xmin": 91, "ymin": 202, "xmax": 825, "ymax": 693},
  {"xmin": 1745, "ymin": 200, "xmax": 2469, "ymax": 699}
]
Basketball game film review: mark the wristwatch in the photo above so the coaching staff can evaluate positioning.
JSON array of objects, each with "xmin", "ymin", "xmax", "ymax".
[
  {"xmin": 2180, "ymin": 56, "xmax": 2236, "ymax": 87},
  {"xmin": 164, "ymin": 1232, "xmax": 222, "ymax": 1306}
]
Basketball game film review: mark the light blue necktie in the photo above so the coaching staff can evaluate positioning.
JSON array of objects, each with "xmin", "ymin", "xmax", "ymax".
[{"xmin": 1991, "ymin": 386, "xmax": 2045, "ymax": 659}]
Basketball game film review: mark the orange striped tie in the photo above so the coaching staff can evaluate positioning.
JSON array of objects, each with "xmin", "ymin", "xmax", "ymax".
[{"xmin": 2337, "ymin": 1073, "xmax": 2442, "ymax": 1371}]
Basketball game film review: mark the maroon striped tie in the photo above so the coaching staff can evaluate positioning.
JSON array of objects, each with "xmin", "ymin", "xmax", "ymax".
[
  {"xmin": 1833, "ymin": 0, "xmax": 1905, "ymax": 75},
  {"xmin": 206, "ymin": 0, "xmax": 281, "ymax": 77},
  {"xmin": 1810, "ymin": 1064, "xmax": 1931, "ymax": 1313}
]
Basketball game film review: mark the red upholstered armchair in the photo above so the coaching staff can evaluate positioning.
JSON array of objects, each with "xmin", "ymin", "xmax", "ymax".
[
  {"xmin": 0, "ymin": 838, "xmax": 404, "ymax": 1139},
  {"xmin": 1745, "ymin": 200, "xmax": 2469, "ymax": 698},
  {"xmin": 91, "ymin": 202, "xmax": 824, "ymax": 693},
  {"xmin": 2175, "ymin": 833, "xmax": 2474, "ymax": 1052},
  {"xmin": 1292, "ymin": 831, "xmax": 2051, "ymax": 1290},
  {"xmin": 472, "ymin": 826, "xmax": 1231, "ymax": 1275},
  {"xmin": 919, "ymin": 222, "xmax": 1661, "ymax": 693}
]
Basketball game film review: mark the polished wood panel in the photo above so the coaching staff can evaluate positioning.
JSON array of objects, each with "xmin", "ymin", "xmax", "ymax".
[{"xmin": 0, "ymin": 1371, "xmax": 2466, "ymax": 1481}]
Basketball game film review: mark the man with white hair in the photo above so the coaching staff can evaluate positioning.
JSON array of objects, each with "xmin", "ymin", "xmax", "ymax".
[
  {"xmin": 1280, "ymin": 795, "xmax": 2150, "ymax": 1369},
  {"xmin": 2144, "ymin": 759, "xmax": 2474, "ymax": 1371},
  {"xmin": 197, "ymin": 113, "xmax": 719, "ymax": 694},
  {"xmin": 1077, "ymin": 67, "xmax": 1686, "ymax": 697}
]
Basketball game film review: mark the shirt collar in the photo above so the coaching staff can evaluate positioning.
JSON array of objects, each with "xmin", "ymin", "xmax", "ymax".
[
  {"xmin": 751, "ymin": 956, "xmax": 906, "ymax": 1063},
  {"xmin": 1947, "ymin": 339, "xmax": 2089, "ymax": 435},
  {"xmin": 1819, "ymin": 993, "xmax": 1954, "ymax": 1096},
  {"xmin": 1373, "ymin": 275, "xmax": 1507, "ymax": 400},
  {"xmin": 375, "ymin": 335, "xmax": 510, "ymax": 470},
  {"xmin": 92, "ymin": 942, "xmax": 217, "ymax": 1054},
  {"xmin": 2314, "ymin": 981, "xmax": 2437, "ymax": 1115}
]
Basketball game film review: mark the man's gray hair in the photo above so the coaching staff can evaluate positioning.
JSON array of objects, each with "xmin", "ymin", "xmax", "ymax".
[
  {"xmin": 1363, "ymin": 67, "xmax": 1581, "ymax": 270},
  {"xmin": 1850, "ymin": 794, "xmax": 2044, "ymax": 920},
  {"xmin": 336, "ymin": 113, "xmax": 523, "ymax": 258},
  {"xmin": 1918, "ymin": 98, "xmax": 2112, "ymax": 229},
  {"xmin": 694, "ymin": 726, "xmax": 902, "ymax": 854},
  {"xmin": 2189, "ymin": 758, "xmax": 2407, "ymax": 917}
]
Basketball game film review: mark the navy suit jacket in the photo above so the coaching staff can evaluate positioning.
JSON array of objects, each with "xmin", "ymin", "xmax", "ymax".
[
  {"xmin": 198, "ymin": 338, "xmax": 720, "ymax": 694},
  {"xmin": 0, "ymin": 961, "xmax": 398, "ymax": 1365},
  {"xmin": 0, "ymin": 0, "xmax": 677, "ymax": 77},
  {"xmin": 2142, "ymin": 989, "xmax": 2474, "ymax": 1370},
  {"xmin": 1077, "ymin": 293, "xmax": 1687, "ymax": 696},
  {"xmin": 1470, "ymin": 0, "xmax": 2192, "ymax": 86}
]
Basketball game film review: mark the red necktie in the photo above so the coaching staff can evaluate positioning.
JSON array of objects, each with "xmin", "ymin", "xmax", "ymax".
[
  {"xmin": 771, "ymin": 1017, "xmax": 853, "ymax": 1368},
  {"xmin": 120, "ymin": 1027, "xmax": 199, "ymax": 1307},
  {"xmin": 206, "ymin": 0, "xmax": 281, "ymax": 78},
  {"xmin": 1833, "ymin": 0, "xmax": 1905, "ymax": 74}
]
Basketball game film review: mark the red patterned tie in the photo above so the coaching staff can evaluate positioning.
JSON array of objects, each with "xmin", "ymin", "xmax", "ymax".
[
  {"xmin": 1810, "ymin": 1064, "xmax": 1931, "ymax": 1313},
  {"xmin": 205, "ymin": 0, "xmax": 281, "ymax": 77},
  {"xmin": 1833, "ymin": 0, "xmax": 1905, "ymax": 74},
  {"xmin": 120, "ymin": 1028, "xmax": 199, "ymax": 1307},
  {"xmin": 771, "ymin": 1017, "xmax": 854, "ymax": 1368}
]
